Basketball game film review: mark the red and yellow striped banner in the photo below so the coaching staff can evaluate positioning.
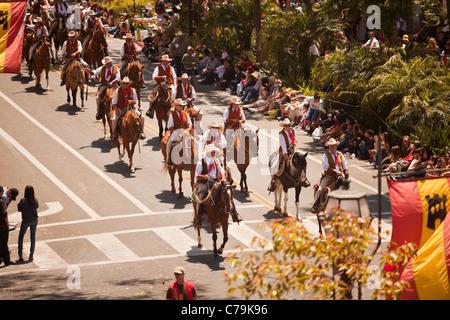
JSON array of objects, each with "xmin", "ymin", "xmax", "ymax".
[
  {"xmin": 400, "ymin": 212, "xmax": 450, "ymax": 300},
  {"xmin": 388, "ymin": 176, "xmax": 450, "ymax": 250},
  {"xmin": 0, "ymin": 0, "xmax": 27, "ymax": 74}
]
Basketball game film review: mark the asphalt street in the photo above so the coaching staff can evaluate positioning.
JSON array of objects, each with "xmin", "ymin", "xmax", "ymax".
[{"xmin": 0, "ymin": 35, "xmax": 392, "ymax": 300}]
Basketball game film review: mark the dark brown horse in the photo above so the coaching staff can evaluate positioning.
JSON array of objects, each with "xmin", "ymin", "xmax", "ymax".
[
  {"xmin": 226, "ymin": 129, "xmax": 259, "ymax": 197},
  {"xmin": 161, "ymin": 129, "xmax": 198, "ymax": 197},
  {"xmin": 51, "ymin": 17, "xmax": 68, "ymax": 60},
  {"xmin": 31, "ymin": 40, "xmax": 51, "ymax": 89},
  {"xmin": 86, "ymin": 28, "xmax": 105, "ymax": 70},
  {"xmin": 65, "ymin": 59, "xmax": 86, "ymax": 108},
  {"xmin": 147, "ymin": 82, "xmax": 171, "ymax": 139},
  {"xmin": 115, "ymin": 107, "xmax": 142, "ymax": 173},
  {"xmin": 269, "ymin": 150, "xmax": 310, "ymax": 219},
  {"xmin": 193, "ymin": 179, "xmax": 237, "ymax": 258},
  {"xmin": 99, "ymin": 87, "xmax": 115, "ymax": 143}
]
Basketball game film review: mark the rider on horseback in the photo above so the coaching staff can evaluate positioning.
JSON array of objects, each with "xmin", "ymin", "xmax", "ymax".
[
  {"xmin": 166, "ymin": 98, "xmax": 192, "ymax": 168},
  {"xmin": 146, "ymin": 54, "xmax": 177, "ymax": 118},
  {"xmin": 82, "ymin": 10, "xmax": 108, "ymax": 57},
  {"xmin": 199, "ymin": 121, "xmax": 227, "ymax": 166},
  {"xmin": 26, "ymin": 17, "xmax": 50, "ymax": 72},
  {"xmin": 267, "ymin": 118, "xmax": 297, "ymax": 192},
  {"xmin": 111, "ymin": 77, "xmax": 146, "ymax": 141},
  {"xmin": 88, "ymin": 56, "xmax": 121, "ymax": 120},
  {"xmin": 223, "ymin": 97, "xmax": 246, "ymax": 132},
  {"xmin": 60, "ymin": 30, "xmax": 87, "ymax": 86},
  {"xmin": 310, "ymin": 138, "xmax": 349, "ymax": 214},
  {"xmin": 49, "ymin": 0, "xmax": 69, "ymax": 40},
  {"xmin": 119, "ymin": 33, "xmax": 145, "ymax": 88}
]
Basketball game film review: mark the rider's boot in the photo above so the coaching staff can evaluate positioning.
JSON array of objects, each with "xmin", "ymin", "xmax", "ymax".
[
  {"xmin": 146, "ymin": 106, "xmax": 155, "ymax": 119},
  {"xmin": 231, "ymin": 212, "xmax": 243, "ymax": 224},
  {"xmin": 267, "ymin": 175, "xmax": 277, "ymax": 192}
]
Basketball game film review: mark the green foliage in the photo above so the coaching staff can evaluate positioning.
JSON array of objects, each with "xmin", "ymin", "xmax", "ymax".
[{"xmin": 412, "ymin": 123, "xmax": 450, "ymax": 156}]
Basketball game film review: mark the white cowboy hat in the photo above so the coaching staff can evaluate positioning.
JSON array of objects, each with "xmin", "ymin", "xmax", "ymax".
[
  {"xmin": 176, "ymin": 31, "xmax": 184, "ymax": 37},
  {"xmin": 123, "ymin": 33, "xmax": 134, "ymax": 40},
  {"xmin": 161, "ymin": 54, "xmax": 172, "ymax": 62},
  {"xmin": 325, "ymin": 138, "xmax": 338, "ymax": 146},
  {"xmin": 102, "ymin": 56, "xmax": 112, "ymax": 65},
  {"xmin": 207, "ymin": 121, "xmax": 223, "ymax": 129},
  {"xmin": 171, "ymin": 98, "xmax": 186, "ymax": 107},
  {"xmin": 203, "ymin": 143, "xmax": 220, "ymax": 156},
  {"xmin": 178, "ymin": 73, "xmax": 191, "ymax": 81},
  {"xmin": 279, "ymin": 118, "xmax": 293, "ymax": 127},
  {"xmin": 228, "ymin": 97, "xmax": 241, "ymax": 106},
  {"xmin": 89, "ymin": 10, "xmax": 96, "ymax": 16},
  {"xmin": 120, "ymin": 76, "xmax": 131, "ymax": 84},
  {"xmin": 68, "ymin": 30, "xmax": 76, "ymax": 37},
  {"xmin": 251, "ymin": 71, "xmax": 262, "ymax": 80},
  {"xmin": 34, "ymin": 17, "xmax": 43, "ymax": 23}
]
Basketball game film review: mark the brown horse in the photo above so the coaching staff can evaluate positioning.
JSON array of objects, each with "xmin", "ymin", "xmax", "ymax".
[
  {"xmin": 193, "ymin": 179, "xmax": 236, "ymax": 258},
  {"xmin": 52, "ymin": 17, "xmax": 68, "ymax": 60},
  {"xmin": 126, "ymin": 60, "xmax": 144, "ymax": 108},
  {"xmin": 115, "ymin": 107, "xmax": 142, "ymax": 173},
  {"xmin": 147, "ymin": 82, "xmax": 172, "ymax": 139},
  {"xmin": 31, "ymin": 40, "xmax": 51, "ymax": 90},
  {"xmin": 86, "ymin": 28, "xmax": 105, "ymax": 70},
  {"xmin": 22, "ymin": 30, "xmax": 34, "ymax": 67},
  {"xmin": 226, "ymin": 129, "xmax": 259, "ymax": 197},
  {"xmin": 161, "ymin": 129, "xmax": 199, "ymax": 197},
  {"xmin": 99, "ymin": 87, "xmax": 115, "ymax": 143},
  {"xmin": 65, "ymin": 60, "xmax": 86, "ymax": 108}
]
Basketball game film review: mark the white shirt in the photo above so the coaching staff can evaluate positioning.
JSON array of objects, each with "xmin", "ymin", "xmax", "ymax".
[
  {"xmin": 173, "ymin": 83, "xmax": 196, "ymax": 100},
  {"xmin": 93, "ymin": 65, "xmax": 121, "ymax": 83},
  {"xmin": 152, "ymin": 64, "xmax": 177, "ymax": 82},
  {"xmin": 25, "ymin": 24, "xmax": 48, "ymax": 37},
  {"xmin": 200, "ymin": 129, "xmax": 226, "ymax": 150},
  {"xmin": 120, "ymin": 42, "xmax": 141, "ymax": 57},
  {"xmin": 322, "ymin": 151, "xmax": 348, "ymax": 172},
  {"xmin": 195, "ymin": 157, "xmax": 224, "ymax": 180},
  {"xmin": 83, "ymin": 16, "xmax": 104, "ymax": 31},
  {"xmin": 307, "ymin": 97, "xmax": 324, "ymax": 111},
  {"xmin": 61, "ymin": 39, "xmax": 82, "ymax": 56},
  {"xmin": 52, "ymin": 1, "xmax": 69, "ymax": 16},
  {"xmin": 167, "ymin": 110, "xmax": 192, "ymax": 130},
  {"xmin": 111, "ymin": 87, "xmax": 138, "ymax": 105},
  {"xmin": 223, "ymin": 107, "xmax": 246, "ymax": 124},
  {"xmin": 363, "ymin": 37, "xmax": 380, "ymax": 52},
  {"xmin": 279, "ymin": 128, "xmax": 296, "ymax": 155}
]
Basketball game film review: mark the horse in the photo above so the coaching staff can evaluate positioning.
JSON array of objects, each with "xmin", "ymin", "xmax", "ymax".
[
  {"xmin": 126, "ymin": 60, "xmax": 144, "ymax": 108},
  {"xmin": 161, "ymin": 129, "xmax": 199, "ymax": 197},
  {"xmin": 147, "ymin": 82, "xmax": 172, "ymax": 139},
  {"xmin": 99, "ymin": 87, "xmax": 115, "ymax": 143},
  {"xmin": 269, "ymin": 150, "xmax": 310, "ymax": 219},
  {"xmin": 65, "ymin": 59, "xmax": 86, "ymax": 108},
  {"xmin": 22, "ymin": 30, "xmax": 34, "ymax": 67},
  {"xmin": 193, "ymin": 179, "xmax": 237, "ymax": 258},
  {"xmin": 51, "ymin": 17, "xmax": 68, "ymax": 60},
  {"xmin": 31, "ymin": 39, "xmax": 51, "ymax": 90},
  {"xmin": 115, "ymin": 106, "xmax": 143, "ymax": 173},
  {"xmin": 226, "ymin": 129, "xmax": 259, "ymax": 197},
  {"xmin": 85, "ymin": 28, "xmax": 105, "ymax": 70}
]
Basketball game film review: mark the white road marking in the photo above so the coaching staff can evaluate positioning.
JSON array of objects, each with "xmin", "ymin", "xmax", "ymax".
[
  {"xmin": 8, "ymin": 201, "xmax": 63, "ymax": 223},
  {"xmin": 153, "ymin": 226, "xmax": 201, "ymax": 255},
  {"xmin": 228, "ymin": 223, "xmax": 273, "ymax": 250},
  {"xmin": 0, "ymin": 90, "xmax": 153, "ymax": 214},
  {"xmin": 32, "ymin": 242, "xmax": 69, "ymax": 269},
  {"xmin": 87, "ymin": 233, "xmax": 140, "ymax": 262}
]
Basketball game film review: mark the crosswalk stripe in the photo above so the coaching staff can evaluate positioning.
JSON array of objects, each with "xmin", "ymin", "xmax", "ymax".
[
  {"xmin": 32, "ymin": 242, "xmax": 68, "ymax": 269},
  {"xmin": 228, "ymin": 223, "xmax": 273, "ymax": 250},
  {"xmin": 87, "ymin": 233, "xmax": 140, "ymax": 262},
  {"xmin": 152, "ymin": 226, "xmax": 202, "ymax": 255}
]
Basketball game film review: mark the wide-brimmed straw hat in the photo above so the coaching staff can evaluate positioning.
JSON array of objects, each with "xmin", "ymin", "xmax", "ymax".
[
  {"xmin": 279, "ymin": 118, "xmax": 293, "ymax": 127},
  {"xmin": 102, "ymin": 56, "xmax": 112, "ymax": 65},
  {"xmin": 325, "ymin": 138, "xmax": 338, "ymax": 146},
  {"xmin": 161, "ymin": 54, "xmax": 172, "ymax": 62},
  {"xmin": 171, "ymin": 98, "xmax": 186, "ymax": 107},
  {"xmin": 207, "ymin": 121, "xmax": 223, "ymax": 130},
  {"xmin": 120, "ymin": 76, "xmax": 131, "ymax": 84},
  {"xmin": 68, "ymin": 30, "xmax": 76, "ymax": 37},
  {"xmin": 123, "ymin": 33, "xmax": 133, "ymax": 40},
  {"xmin": 228, "ymin": 97, "xmax": 241, "ymax": 106},
  {"xmin": 251, "ymin": 71, "xmax": 262, "ymax": 80},
  {"xmin": 178, "ymin": 73, "xmax": 191, "ymax": 81},
  {"xmin": 203, "ymin": 143, "xmax": 221, "ymax": 156}
]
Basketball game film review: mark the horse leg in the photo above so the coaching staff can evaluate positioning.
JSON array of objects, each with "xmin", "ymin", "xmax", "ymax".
[
  {"xmin": 283, "ymin": 191, "xmax": 289, "ymax": 217},
  {"xmin": 295, "ymin": 185, "xmax": 302, "ymax": 221},
  {"xmin": 72, "ymin": 87, "xmax": 77, "ymax": 108},
  {"xmin": 158, "ymin": 120, "xmax": 164, "ymax": 140},
  {"xmin": 243, "ymin": 170, "xmax": 250, "ymax": 198},
  {"xmin": 177, "ymin": 167, "xmax": 183, "ymax": 198},
  {"xmin": 211, "ymin": 224, "xmax": 218, "ymax": 258},
  {"xmin": 169, "ymin": 167, "xmax": 176, "ymax": 193},
  {"xmin": 217, "ymin": 216, "xmax": 229, "ymax": 255},
  {"xmin": 80, "ymin": 85, "xmax": 84, "ymax": 108},
  {"xmin": 128, "ymin": 142, "xmax": 136, "ymax": 173},
  {"xmin": 117, "ymin": 139, "xmax": 124, "ymax": 165},
  {"xmin": 45, "ymin": 68, "xmax": 50, "ymax": 90},
  {"xmin": 273, "ymin": 184, "xmax": 281, "ymax": 213},
  {"xmin": 66, "ymin": 87, "xmax": 71, "ymax": 104}
]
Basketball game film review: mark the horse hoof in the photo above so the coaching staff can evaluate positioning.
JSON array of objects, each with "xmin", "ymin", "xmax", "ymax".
[
  {"xmin": 245, "ymin": 191, "xmax": 250, "ymax": 198},
  {"xmin": 119, "ymin": 160, "xmax": 124, "ymax": 165},
  {"xmin": 130, "ymin": 167, "xmax": 135, "ymax": 173},
  {"xmin": 178, "ymin": 192, "xmax": 184, "ymax": 198},
  {"xmin": 197, "ymin": 243, "xmax": 203, "ymax": 248},
  {"xmin": 218, "ymin": 248, "xmax": 223, "ymax": 255}
]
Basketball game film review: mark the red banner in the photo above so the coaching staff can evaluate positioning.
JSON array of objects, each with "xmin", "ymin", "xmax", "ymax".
[{"xmin": 0, "ymin": 0, "xmax": 27, "ymax": 74}]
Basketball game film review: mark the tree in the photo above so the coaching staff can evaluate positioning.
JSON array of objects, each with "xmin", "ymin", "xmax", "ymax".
[{"xmin": 225, "ymin": 210, "xmax": 417, "ymax": 300}]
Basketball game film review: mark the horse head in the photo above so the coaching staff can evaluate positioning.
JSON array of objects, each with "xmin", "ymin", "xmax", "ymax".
[
  {"xmin": 123, "ymin": 108, "xmax": 143, "ymax": 140},
  {"xmin": 290, "ymin": 151, "xmax": 310, "ymax": 187},
  {"xmin": 218, "ymin": 179, "xmax": 236, "ymax": 214},
  {"xmin": 157, "ymin": 82, "xmax": 171, "ymax": 104}
]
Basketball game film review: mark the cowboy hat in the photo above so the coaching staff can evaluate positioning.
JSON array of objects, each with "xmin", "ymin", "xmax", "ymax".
[
  {"xmin": 161, "ymin": 54, "xmax": 171, "ymax": 62},
  {"xmin": 325, "ymin": 138, "xmax": 338, "ymax": 146},
  {"xmin": 178, "ymin": 73, "xmax": 191, "ymax": 81},
  {"xmin": 176, "ymin": 31, "xmax": 184, "ymax": 37},
  {"xmin": 203, "ymin": 143, "xmax": 221, "ymax": 156},
  {"xmin": 34, "ymin": 17, "xmax": 43, "ymax": 23},
  {"xmin": 123, "ymin": 33, "xmax": 134, "ymax": 40},
  {"xmin": 171, "ymin": 98, "xmax": 186, "ymax": 107},
  {"xmin": 89, "ymin": 10, "xmax": 96, "ymax": 16},
  {"xmin": 120, "ymin": 76, "xmax": 131, "ymax": 84},
  {"xmin": 207, "ymin": 121, "xmax": 223, "ymax": 130},
  {"xmin": 102, "ymin": 56, "xmax": 112, "ymax": 65},
  {"xmin": 279, "ymin": 118, "xmax": 293, "ymax": 127},
  {"xmin": 68, "ymin": 30, "xmax": 76, "ymax": 37},
  {"xmin": 251, "ymin": 71, "xmax": 262, "ymax": 80},
  {"xmin": 228, "ymin": 97, "xmax": 241, "ymax": 106}
]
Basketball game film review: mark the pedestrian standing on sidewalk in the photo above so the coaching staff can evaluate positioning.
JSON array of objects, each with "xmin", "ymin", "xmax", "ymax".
[
  {"xmin": 1, "ymin": 186, "xmax": 19, "ymax": 266},
  {"xmin": 166, "ymin": 266, "xmax": 198, "ymax": 300},
  {"xmin": 17, "ymin": 185, "xmax": 39, "ymax": 262}
]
